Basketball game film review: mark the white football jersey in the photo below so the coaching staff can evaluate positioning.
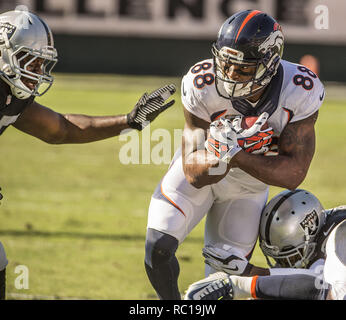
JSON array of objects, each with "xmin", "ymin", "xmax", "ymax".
[
  {"xmin": 182, "ymin": 58, "xmax": 324, "ymax": 133},
  {"xmin": 181, "ymin": 58, "xmax": 325, "ymax": 193}
]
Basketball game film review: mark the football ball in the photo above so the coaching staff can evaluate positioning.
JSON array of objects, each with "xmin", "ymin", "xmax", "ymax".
[{"xmin": 241, "ymin": 116, "xmax": 269, "ymax": 130}]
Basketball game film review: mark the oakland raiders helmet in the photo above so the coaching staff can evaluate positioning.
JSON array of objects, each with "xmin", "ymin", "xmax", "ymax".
[
  {"xmin": 0, "ymin": 9, "xmax": 57, "ymax": 99},
  {"xmin": 212, "ymin": 10, "xmax": 284, "ymax": 99},
  {"xmin": 259, "ymin": 189, "xmax": 326, "ymax": 268}
]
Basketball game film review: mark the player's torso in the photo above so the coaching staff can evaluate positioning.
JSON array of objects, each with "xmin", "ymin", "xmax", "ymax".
[
  {"xmin": 181, "ymin": 58, "xmax": 324, "ymax": 193},
  {"xmin": 0, "ymin": 79, "xmax": 33, "ymax": 136},
  {"xmin": 182, "ymin": 58, "xmax": 324, "ymax": 137}
]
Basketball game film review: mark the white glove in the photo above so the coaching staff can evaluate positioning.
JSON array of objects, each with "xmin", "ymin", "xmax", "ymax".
[
  {"xmin": 205, "ymin": 118, "xmax": 241, "ymax": 163},
  {"xmin": 184, "ymin": 272, "xmax": 253, "ymax": 300},
  {"xmin": 232, "ymin": 112, "xmax": 274, "ymax": 154},
  {"xmin": 203, "ymin": 243, "xmax": 251, "ymax": 276},
  {"xmin": 184, "ymin": 272, "xmax": 233, "ymax": 300}
]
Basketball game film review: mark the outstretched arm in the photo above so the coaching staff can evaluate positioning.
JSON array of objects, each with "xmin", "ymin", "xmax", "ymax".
[
  {"xmin": 13, "ymin": 85, "xmax": 176, "ymax": 144},
  {"xmin": 14, "ymin": 102, "xmax": 129, "ymax": 144}
]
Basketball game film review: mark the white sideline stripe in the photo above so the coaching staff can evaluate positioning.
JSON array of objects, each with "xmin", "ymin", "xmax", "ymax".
[{"xmin": 7, "ymin": 292, "xmax": 91, "ymax": 300}]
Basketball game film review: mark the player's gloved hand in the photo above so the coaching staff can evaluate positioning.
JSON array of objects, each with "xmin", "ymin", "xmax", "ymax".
[
  {"xmin": 203, "ymin": 243, "xmax": 252, "ymax": 276},
  {"xmin": 184, "ymin": 272, "xmax": 234, "ymax": 300},
  {"xmin": 233, "ymin": 112, "xmax": 274, "ymax": 154},
  {"xmin": 205, "ymin": 118, "xmax": 242, "ymax": 163},
  {"xmin": 0, "ymin": 187, "xmax": 3, "ymax": 201},
  {"xmin": 184, "ymin": 273, "xmax": 253, "ymax": 300},
  {"xmin": 127, "ymin": 84, "xmax": 176, "ymax": 131}
]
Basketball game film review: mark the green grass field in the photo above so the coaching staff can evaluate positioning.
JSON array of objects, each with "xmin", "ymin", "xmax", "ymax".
[{"xmin": 0, "ymin": 74, "xmax": 345, "ymax": 299}]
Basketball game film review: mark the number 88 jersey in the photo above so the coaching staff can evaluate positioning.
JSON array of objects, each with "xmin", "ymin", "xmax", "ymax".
[{"xmin": 181, "ymin": 58, "xmax": 325, "ymax": 141}]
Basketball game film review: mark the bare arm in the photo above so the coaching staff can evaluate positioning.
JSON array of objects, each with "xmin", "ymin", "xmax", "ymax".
[
  {"xmin": 13, "ymin": 85, "xmax": 176, "ymax": 144},
  {"xmin": 13, "ymin": 101, "xmax": 131, "ymax": 144},
  {"xmin": 230, "ymin": 111, "xmax": 318, "ymax": 190},
  {"xmin": 182, "ymin": 107, "xmax": 233, "ymax": 188}
]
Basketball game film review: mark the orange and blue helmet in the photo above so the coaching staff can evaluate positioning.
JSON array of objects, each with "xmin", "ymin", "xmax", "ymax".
[{"xmin": 212, "ymin": 10, "xmax": 284, "ymax": 99}]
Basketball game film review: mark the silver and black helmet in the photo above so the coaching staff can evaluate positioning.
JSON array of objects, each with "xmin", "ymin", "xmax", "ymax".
[
  {"xmin": 0, "ymin": 9, "xmax": 58, "ymax": 99},
  {"xmin": 259, "ymin": 189, "xmax": 326, "ymax": 268}
]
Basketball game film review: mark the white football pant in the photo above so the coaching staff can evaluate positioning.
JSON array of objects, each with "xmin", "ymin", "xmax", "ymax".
[{"xmin": 147, "ymin": 149, "xmax": 268, "ymax": 276}]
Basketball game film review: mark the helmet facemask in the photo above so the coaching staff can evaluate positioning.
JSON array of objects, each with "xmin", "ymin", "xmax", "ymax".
[
  {"xmin": 0, "ymin": 11, "xmax": 58, "ymax": 99},
  {"xmin": 260, "ymin": 237, "xmax": 317, "ymax": 269},
  {"xmin": 212, "ymin": 43, "xmax": 281, "ymax": 100},
  {"xmin": 3, "ymin": 44, "xmax": 57, "ymax": 99}
]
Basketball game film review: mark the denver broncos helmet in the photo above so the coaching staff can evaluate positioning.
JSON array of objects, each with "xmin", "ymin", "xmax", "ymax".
[
  {"xmin": 212, "ymin": 10, "xmax": 284, "ymax": 99},
  {"xmin": 259, "ymin": 189, "xmax": 326, "ymax": 268}
]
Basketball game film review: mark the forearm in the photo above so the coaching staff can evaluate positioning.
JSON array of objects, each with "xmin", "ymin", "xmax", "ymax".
[
  {"xmin": 15, "ymin": 92, "xmax": 176, "ymax": 145},
  {"xmin": 254, "ymin": 274, "xmax": 327, "ymax": 300},
  {"xmin": 184, "ymin": 150, "xmax": 232, "ymax": 188},
  {"xmin": 59, "ymin": 113, "xmax": 130, "ymax": 143},
  {"xmin": 231, "ymin": 151, "xmax": 308, "ymax": 190}
]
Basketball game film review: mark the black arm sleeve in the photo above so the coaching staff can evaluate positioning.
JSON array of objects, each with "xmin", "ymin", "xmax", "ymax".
[{"xmin": 255, "ymin": 274, "xmax": 329, "ymax": 300}]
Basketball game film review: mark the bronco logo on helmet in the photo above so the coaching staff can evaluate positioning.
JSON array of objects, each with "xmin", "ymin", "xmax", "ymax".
[{"xmin": 258, "ymin": 30, "xmax": 284, "ymax": 54}]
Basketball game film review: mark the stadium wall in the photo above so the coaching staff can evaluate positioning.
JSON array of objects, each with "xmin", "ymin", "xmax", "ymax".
[{"xmin": 53, "ymin": 34, "xmax": 346, "ymax": 83}]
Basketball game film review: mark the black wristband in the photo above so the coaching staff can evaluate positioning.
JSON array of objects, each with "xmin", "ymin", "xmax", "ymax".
[{"xmin": 127, "ymin": 113, "xmax": 143, "ymax": 131}]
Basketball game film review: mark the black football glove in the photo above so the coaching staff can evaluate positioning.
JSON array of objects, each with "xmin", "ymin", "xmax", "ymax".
[
  {"xmin": 0, "ymin": 187, "xmax": 3, "ymax": 201},
  {"xmin": 127, "ymin": 84, "xmax": 176, "ymax": 131}
]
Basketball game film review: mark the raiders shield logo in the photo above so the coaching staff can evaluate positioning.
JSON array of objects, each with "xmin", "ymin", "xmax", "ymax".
[
  {"xmin": 300, "ymin": 210, "xmax": 319, "ymax": 236},
  {"xmin": 0, "ymin": 22, "xmax": 17, "ymax": 45}
]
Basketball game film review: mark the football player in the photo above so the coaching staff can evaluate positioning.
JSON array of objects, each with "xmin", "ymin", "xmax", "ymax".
[
  {"xmin": 144, "ymin": 10, "xmax": 325, "ymax": 300},
  {"xmin": 0, "ymin": 9, "xmax": 176, "ymax": 300},
  {"xmin": 184, "ymin": 189, "xmax": 346, "ymax": 300}
]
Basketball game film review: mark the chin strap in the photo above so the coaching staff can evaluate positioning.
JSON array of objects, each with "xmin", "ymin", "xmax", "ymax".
[{"xmin": 11, "ymin": 85, "xmax": 32, "ymax": 99}]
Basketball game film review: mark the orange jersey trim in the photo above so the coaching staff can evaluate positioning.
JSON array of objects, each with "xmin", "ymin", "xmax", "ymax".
[
  {"xmin": 235, "ymin": 10, "xmax": 262, "ymax": 43},
  {"xmin": 250, "ymin": 275, "xmax": 259, "ymax": 299},
  {"xmin": 283, "ymin": 107, "xmax": 293, "ymax": 122},
  {"xmin": 214, "ymin": 110, "xmax": 227, "ymax": 120},
  {"xmin": 160, "ymin": 183, "xmax": 186, "ymax": 217}
]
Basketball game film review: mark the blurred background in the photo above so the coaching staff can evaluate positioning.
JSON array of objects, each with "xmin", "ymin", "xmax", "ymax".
[
  {"xmin": 0, "ymin": 0, "xmax": 346, "ymax": 300},
  {"xmin": 0, "ymin": 0, "xmax": 345, "ymax": 80}
]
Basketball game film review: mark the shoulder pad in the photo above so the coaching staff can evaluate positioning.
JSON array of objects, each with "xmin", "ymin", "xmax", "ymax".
[{"xmin": 280, "ymin": 60, "xmax": 325, "ymax": 123}]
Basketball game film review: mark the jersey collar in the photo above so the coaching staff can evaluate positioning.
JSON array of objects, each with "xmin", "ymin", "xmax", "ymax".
[{"xmin": 230, "ymin": 63, "xmax": 284, "ymax": 117}]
